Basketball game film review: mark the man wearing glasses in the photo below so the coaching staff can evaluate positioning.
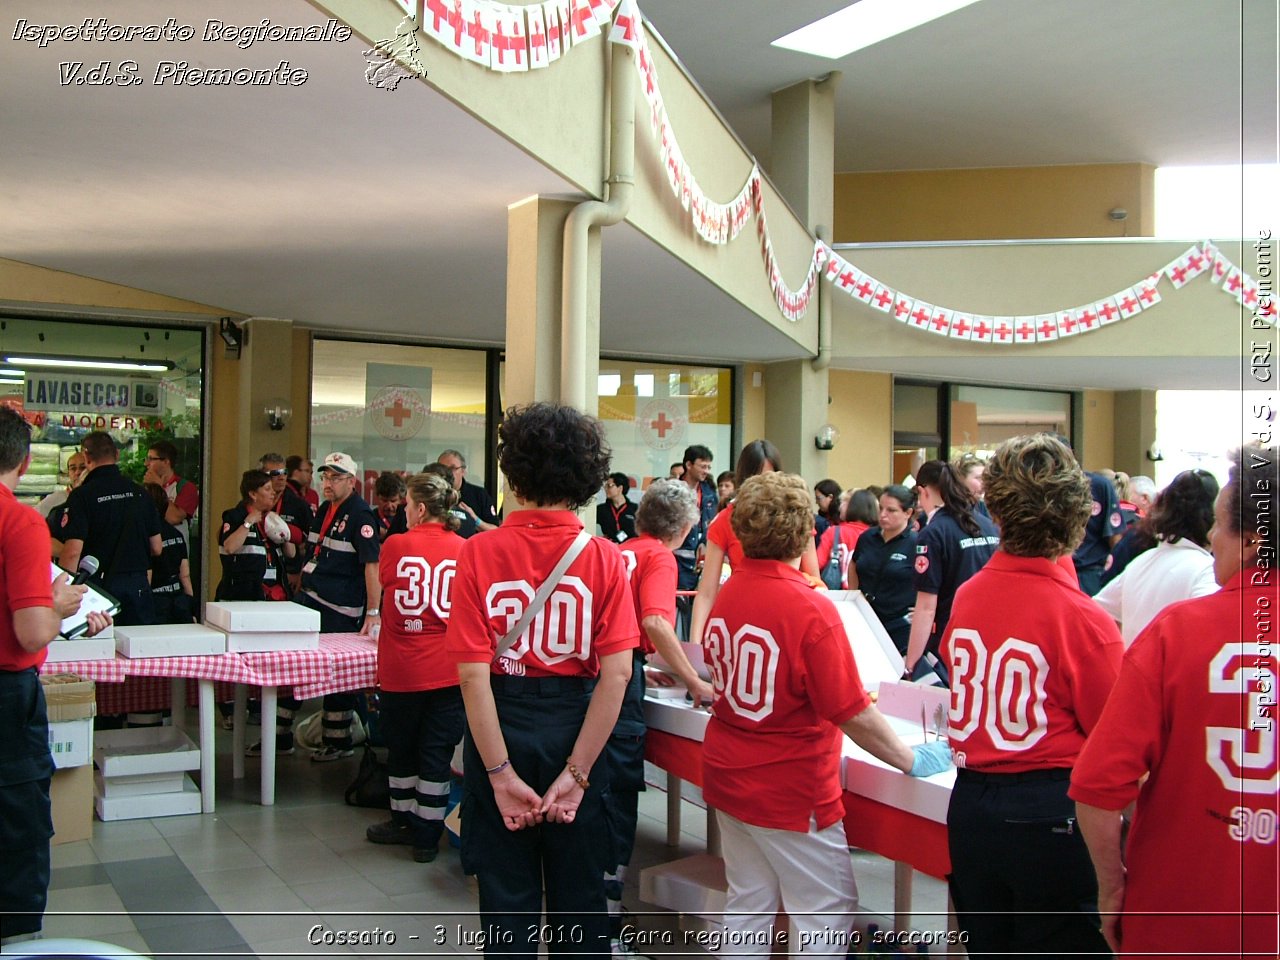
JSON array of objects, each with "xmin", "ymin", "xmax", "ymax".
[
  {"xmin": 260, "ymin": 452, "xmax": 312, "ymax": 594},
  {"xmin": 286, "ymin": 452, "xmax": 381, "ymax": 761},
  {"xmin": 435, "ymin": 449, "xmax": 499, "ymax": 539},
  {"xmin": 143, "ymin": 440, "xmax": 199, "ymax": 552}
]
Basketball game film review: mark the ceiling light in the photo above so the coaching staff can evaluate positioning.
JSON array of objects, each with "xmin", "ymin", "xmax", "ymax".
[
  {"xmin": 0, "ymin": 368, "xmax": 24, "ymax": 378},
  {"xmin": 0, "ymin": 378, "xmax": 22, "ymax": 386},
  {"xmin": 4, "ymin": 355, "xmax": 174, "ymax": 373},
  {"xmin": 772, "ymin": 0, "xmax": 982, "ymax": 59}
]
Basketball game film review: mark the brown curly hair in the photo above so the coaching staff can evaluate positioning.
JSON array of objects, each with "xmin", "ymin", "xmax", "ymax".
[
  {"xmin": 731, "ymin": 473, "xmax": 814, "ymax": 561},
  {"xmin": 983, "ymin": 434, "xmax": 1091, "ymax": 559}
]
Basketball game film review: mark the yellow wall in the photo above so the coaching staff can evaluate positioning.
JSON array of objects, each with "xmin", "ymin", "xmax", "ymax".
[
  {"xmin": 825, "ymin": 370, "xmax": 893, "ymax": 488},
  {"xmin": 834, "ymin": 164, "xmax": 1155, "ymax": 242},
  {"xmin": 1080, "ymin": 390, "xmax": 1116, "ymax": 473},
  {"xmin": 741, "ymin": 363, "xmax": 767, "ymax": 445}
]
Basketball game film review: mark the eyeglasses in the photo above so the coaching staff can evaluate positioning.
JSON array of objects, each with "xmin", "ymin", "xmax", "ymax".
[
  {"xmin": 266, "ymin": 469, "xmax": 286, "ymax": 477},
  {"xmin": 144, "ymin": 455, "xmax": 165, "ymax": 462}
]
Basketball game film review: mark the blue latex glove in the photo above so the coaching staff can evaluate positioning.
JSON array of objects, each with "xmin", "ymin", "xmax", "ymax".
[{"xmin": 908, "ymin": 741, "xmax": 953, "ymax": 778}]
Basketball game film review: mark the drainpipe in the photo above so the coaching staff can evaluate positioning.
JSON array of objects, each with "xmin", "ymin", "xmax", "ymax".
[
  {"xmin": 811, "ymin": 225, "xmax": 831, "ymax": 372},
  {"xmin": 562, "ymin": 42, "xmax": 636, "ymax": 410}
]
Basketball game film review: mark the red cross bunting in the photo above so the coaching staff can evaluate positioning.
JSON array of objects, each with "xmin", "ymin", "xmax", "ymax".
[
  {"xmin": 838, "ymin": 268, "xmax": 857, "ymax": 290},
  {"xmin": 468, "ymin": 13, "xmax": 489, "ymax": 55},
  {"xmin": 993, "ymin": 320, "xmax": 1013, "ymax": 342},
  {"xmin": 571, "ymin": 0, "xmax": 594, "ymax": 37},
  {"xmin": 1077, "ymin": 308, "xmax": 1098, "ymax": 329},
  {"xmin": 951, "ymin": 316, "xmax": 971, "ymax": 337},
  {"xmin": 1037, "ymin": 317, "xmax": 1056, "ymax": 338},
  {"xmin": 854, "ymin": 278, "xmax": 874, "ymax": 300},
  {"xmin": 893, "ymin": 299, "xmax": 912, "ymax": 320},
  {"xmin": 1059, "ymin": 313, "xmax": 1078, "ymax": 335},
  {"xmin": 873, "ymin": 287, "xmax": 893, "ymax": 309},
  {"xmin": 1137, "ymin": 284, "xmax": 1158, "ymax": 305},
  {"xmin": 426, "ymin": 0, "xmax": 449, "ymax": 32},
  {"xmin": 910, "ymin": 306, "xmax": 931, "ymax": 326},
  {"xmin": 1015, "ymin": 320, "xmax": 1035, "ymax": 341},
  {"xmin": 1187, "ymin": 251, "xmax": 1204, "ymax": 270},
  {"xmin": 1226, "ymin": 272, "xmax": 1244, "ymax": 293},
  {"xmin": 1097, "ymin": 301, "xmax": 1119, "ymax": 322},
  {"xmin": 931, "ymin": 310, "xmax": 951, "ymax": 333},
  {"xmin": 1170, "ymin": 264, "xmax": 1188, "ymax": 284},
  {"xmin": 970, "ymin": 318, "xmax": 990, "ymax": 339},
  {"xmin": 1118, "ymin": 294, "xmax": 1139, "ymax": 314},
  {"xmin": 448, "ymin": 0, "xmax": 465, "ymax": 47}
]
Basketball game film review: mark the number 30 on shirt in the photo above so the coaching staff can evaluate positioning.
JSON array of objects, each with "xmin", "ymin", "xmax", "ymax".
[
  {"xmin": 703, "ymin": 618, "xmax": 779, "ymax": 721},
  {"xmin": 393, "ymin": 557, "xmax": 456, "ymax": 619},
  {"xmin": 485, "ymin": 578, "xmax": 595, "ymax": 664},
  {"xmin": 948, "ymin": 629, "xmax": 1050, "ymax": 752}
]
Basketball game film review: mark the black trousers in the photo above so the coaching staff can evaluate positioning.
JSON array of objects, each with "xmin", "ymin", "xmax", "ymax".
[
  {"xmin": 0, "ymin": 669, "xmax": 55, "ymax": 938},
  {"xmin": 461, "ymin": 675, "xmax": 613, "ymax": 960},
  {"xmin": 105, "ymin": 571, "xmax": 155, "ymax": 626},
  {"xmin": 280, "ymin": 595, "xmax": 360, "ymax": 748},
  {"xmin": 947, "ymin": 768, "xmax": 1109, "ymax": 959},
  {"xmin": 379, "ymin": 686, "xmax": 465, "ymax": 849},
  {"xmin": 604, "ymin": 653, "xmax": 647, "ymax": 870}
]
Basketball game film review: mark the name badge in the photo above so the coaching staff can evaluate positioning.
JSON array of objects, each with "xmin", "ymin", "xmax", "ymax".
[
  {"xmin": 615, "ymin": 530, "xmax": 627, "ymax": 543},
  {"xmin": 302, "ymin": 560, "xmax": 317, "ymax": 574}
]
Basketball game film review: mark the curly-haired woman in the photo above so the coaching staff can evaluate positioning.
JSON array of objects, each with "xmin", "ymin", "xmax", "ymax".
[
  {"xmin": 942, "ymin": 434, "xmax": 1122, "ymax": 956},
  {"xmin": 446, "ymin": 402, "xmax": 638, "ymax": 959}
]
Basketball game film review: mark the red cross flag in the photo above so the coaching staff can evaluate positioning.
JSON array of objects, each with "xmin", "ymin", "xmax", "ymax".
[
  {"xmin": 928, "ymin": 306, "xmax": 953, "ymax": 337},
  {"xmin": 968, "ymin": 316, "xmax": 993, "ymax": 343},
  {"xmin": 1134, "ymin": 277, "xmax": 1162, "ymax": 308},
  {"xmin": 609, "ymin": 0, "xmax": 640, "ymax": 48},
  {"xmin": 1242, "ymin": 280, "xmax": 1260, "ymax": 308},
  {"xmin": 892, "ymin": 293, "xmax": 915, "ymax": 324},
  {"xmin": 836, "ymin": 264, "xmax": 860, "ymax": 292},
  {"xmin": 590, "ymin": 0, "xmax": 620, "ymax": 27},
  {"xmin": 568, "ymin": 0, "xmax": 600, "ymax": 42},
  {"xmin": 1075, "ymin": 305, "xmax": 1100, "ymax": 332},
  {"xmin": 423, "ymin": 0, "xmax": 467, "ymax": 54},
  {"xmin": 459, "ymin": 0, "xmax": 493, "ymax": 65},
  {"xmin": 1033, "ymin": 314, "xmax": 1058, "ymax": 342},
  {"xmin": 906, "ymin": 300, "xmax": 933, "ymax": 331},
  {"xmin": 949, "ymin": 313, "xmax": 973, "ymax": 340},
  {"xmin": 823, "ymin": 252, "xmax": 843, "ymax": 282},
  {"xmin": 870, "ymin": 283, "xmax": 895, "ymax": 313},
  {"xmin": 852, "ymin": 273, "xmax": 876, "ymax": 305},
  {"xmin": 1095, "ymin": 296, "xmax": 1122, "ymax": 326},
  {"xmin": 1116, "ymin": 289, "xmax": 1143, "ymax": 319},
  {"xmin": 991, "ymin": 317, "xmax": 1015, "ymax": 344},
  {"xmin": 490, "ymin": 5, "xmax": 528, "ymax": 72},
  {"xmin": 1202, "ymin": 242, "xmax": 1226, "ymax": 285},
  {"xmin": 1013, "ymin": 317, "xmax": 1038, "ymax": 344},
  {"xmin": 1055, "ymin": 310, "xmax": 1079, "ymax": 338},
  {"xmin": 1164, "ymin": 245, "xmax": 1206, "ymax": 288},
  {"xmin": 526, "ymin": 3, "xmax": 550, "ymax": 67},
  {"xmin": 543, "ymin": 0, "xmax": 568, "ymax": 58}
]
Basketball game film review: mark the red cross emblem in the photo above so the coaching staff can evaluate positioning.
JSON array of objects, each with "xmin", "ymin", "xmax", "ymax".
[
  {"xmin": 570, "ymin": 0, "xmax": 594, "ymax": 37},
  {"xmin": 650, "ymin": 412, "xmax": 674, "ymax": 438},
  {"xmin": 1187, "ymin": 252, "xmax": 1204, "ymax": 270},
  {"xmin": 1077, "ymin": 308, "xmax": 1098, "ymax": 329},
  {"xmin": 873, "ymin": 287, "xmax": 893, "ymax": 309},
  {"xmin": 385, "ymin": 399, "xmax": 412, "ymax": 428},
  {"xmin": 951, "ymin": 316, "xmax": 971, "ymax": 337},
  {"xmin": 971, "ymin": 319, "xmax": 990, "ymax": 340},
  {"xmin": 1059, "ymin": 313, "xmax": 1077, "ymax": 335},
  {"xmin": 1137, "ymin": 284, "xmax": 1158, "ymax": 305},
  {"xmin": 1118, "ymin": 294, "xmax": 1139, "ymax": 314},
  {"xmin": 1097, "ymin": 301, "xmax": 1119, "ymax": 322},
  {"xmin": 1244, "ymin": 285, "xmax": 1259, "ymax": 307},
  {"xmin": 448, "ymin": 0, "xmax": 465, "ymax": 46},
  {"xmin": 426, "ymin": 0, "xmax": 449, "ymax": 31},
  {"xmin": 468, "ymin": 13, "xmax": 489, "ymax": 55},
  {"xmin": 893, "ymin": 298, "xmax": 912, "ymax": 320},
  {"xmin": 613, "ymin": 9, "xmax": 637, "ymax": 41},
  {"xmin": 1226, "ymin": 272, "xmax": 1244, "ymax": 293},
  {"xmin": 1015, "ymin": 320, "xmax": 1035, "ymax": 341},
  {"xmin": 1170, "ymin": 264, "xmax": 1188, "ymax": 284},
  {"xmin": 1034, "ymin": 318, "xmax": 1054, "ymax": 338},
  {"xmin": 910, "ymin": 305, "xmax": 931, "ymax": 327},
  {"xmin": 854, "ymin": 279, "xmax": 874, "ymax": 300},
  {"xmin": 993, "ymin": 321, "xmax": 1012, "ymax": 342},
  {"xmin": 838, "ymin": 269, "xmax": 857, "ymax": 290},
  {"xmin": 930, "ymin": 310, "xmax": 950, "ymax": 333}
]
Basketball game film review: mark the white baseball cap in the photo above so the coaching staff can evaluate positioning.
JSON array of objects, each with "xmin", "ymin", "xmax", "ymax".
[{"xmin": 319, "ymin": 452, "xmax": 358, "ymax": 476}]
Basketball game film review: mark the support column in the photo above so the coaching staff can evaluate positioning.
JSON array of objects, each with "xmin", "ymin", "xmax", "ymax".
[
  {"xmin": 1113, "ymin": 390, "xmax": 1158, "ymax": 476},
  {"xmin": 236, "ymin": 317, "xmax": 296, "ymax": 467},
  {"xmin": 764, "ymin": 359, "xmax": 830, "ymax": 484},
  {"xmin": 505, "ymin": 195, "xmax": 602, "ymax": 413}
]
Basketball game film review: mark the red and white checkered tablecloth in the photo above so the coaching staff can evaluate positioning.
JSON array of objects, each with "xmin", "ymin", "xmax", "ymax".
[{"xmin": 235, "ymin": 633, "xmax": 378, "ymax": 700}]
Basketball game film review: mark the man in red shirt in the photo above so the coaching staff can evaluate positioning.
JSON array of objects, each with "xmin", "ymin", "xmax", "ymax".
[
  {"xmin": 0, "ymin": 406, "xmax": 96, "ymax": 946},
  {"xmin": 702, "ymin": 472, "xmax": 950, "ymax": 956},
  {"xmin": 942, "ymin": 434, "xmax": 1122, "ymax": 956},
  {"xmin": 1072, "ymin": 446, "xmax": 1280, "ymax": 960}
]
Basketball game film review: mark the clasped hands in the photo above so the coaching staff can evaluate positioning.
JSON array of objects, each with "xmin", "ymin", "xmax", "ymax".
[{"xmin": 491, "ymin": 765, "xmax": 585, "ymax": 832}]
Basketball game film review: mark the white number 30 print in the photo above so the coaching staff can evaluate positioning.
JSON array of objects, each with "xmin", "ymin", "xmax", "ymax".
[
  {"xmin": 1207, "ymin": 644, "xmax": 1278, "ymax": 794},
  {"xmin": 948, "ymin": 629, "xmax": 1050, "ymax": 752},
  {"xmin": 393, "ymin": 557, "xmax": 456, "ymax": 620}
]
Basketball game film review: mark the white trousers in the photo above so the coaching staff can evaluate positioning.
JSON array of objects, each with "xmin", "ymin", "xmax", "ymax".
[{"xmin": 717, "ymin": 810, "xmax": 859, "ymax": 959}]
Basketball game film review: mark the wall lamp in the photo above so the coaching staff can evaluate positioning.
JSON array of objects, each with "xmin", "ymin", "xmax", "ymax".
[
  {"xmin": 264, "ymin": 400, "xmax": 292, "ymax": 431},
  {"xmin": 3, "ymin": 354, "xmax": 173, "ymax": 373},
  {"xmin": 815, "ymin": 423, "xmax": 840, "ymax": 451},
  {"xmin": 219, "ymin": 317, "xmax": 244, "ymax": 358}
]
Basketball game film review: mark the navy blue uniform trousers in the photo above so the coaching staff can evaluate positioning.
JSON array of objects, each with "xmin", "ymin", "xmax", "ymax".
[
  {"xmin": 461, "ymin": 675, "xmax": 614, "ymax": 960},
  {"xmin": 0, "ymin": 669, "xmax": 55, "ymax": 938}
]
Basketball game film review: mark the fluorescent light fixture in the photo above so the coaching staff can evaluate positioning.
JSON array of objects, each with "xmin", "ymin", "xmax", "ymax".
[
  {"xmin": 0, "ymin": 378, "xmax": 22, "ymax": 386},
  {"xmin": 4, "ymin": 355, "xmax": 173, "ymax": 373},
  {"xmin": 0, "ymin": 368, "xmax": 24, "ymax": 378},
  {"xmin": 773, "ymin": 0, "xmax": 982, "ymax": 59}
]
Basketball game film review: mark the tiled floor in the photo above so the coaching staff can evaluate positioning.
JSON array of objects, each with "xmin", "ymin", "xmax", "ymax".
[{"xmin": 28, "ymin": 723, "xmax": 950, "ymax": 959}]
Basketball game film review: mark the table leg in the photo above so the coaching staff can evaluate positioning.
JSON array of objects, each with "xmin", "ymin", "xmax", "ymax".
[
  {"xmin": 261, "ymin": 685, "xmax": 277, "ymax": 806},
  {"xmin": 170, "ymin": 677, "xmax": 187, "ymax": 732},
  {"xmin": 232, "ymin": 685, "xmax": 247, "ymax": 781},
  {"xmin": 665, "ymin": 772, "xmax": 682, "ymax": 847},
  {"xmin": 198, "ymin": 679, "xmax": 215, "ymax": 813},
  {"xmin": 893, "ymin": 861, "xmax": 913, "ymax": 934},
  {"xmin": 705, "ymin": 806, "xmax": 721, "ymax": 858}
]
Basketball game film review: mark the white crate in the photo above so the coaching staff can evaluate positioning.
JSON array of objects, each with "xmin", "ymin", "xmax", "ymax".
[
  {"xmin": 643, "ymin": 696, "xmax": 711, "ymax": 741},
  {"xmin": 203, "ymin": 600, "xmax": 320, "ymax": 633},
  {"xmin": 95, "ymin": 775, "xmax": 201, "ymax": 820},
  {"xmin": 215, "ymin": 629, "xmax": 320, "ymax": 653},
  {"xmin": 95, "ymin": 770, "xmax": 188, "ymax": 798},
  {"xmin": 93, "ymin": 726, "xmax": 199, "ymax": 778},
  {"xmin": 48, "ymin": 717, "xmax": 93, "ymax": 769},
  {"xmin": 114, "ymin": 623, "xmax": 227, "ymax": 659},
  {"xmin": 45, "ymin": 636, "xmax": 115, "ymax": 663}
]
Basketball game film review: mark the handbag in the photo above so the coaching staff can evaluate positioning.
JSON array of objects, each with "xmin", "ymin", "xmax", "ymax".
[
  {"xmin": 344, "ymin": 742, "xmax": 390, "ymax": 808},
  {"xmin": 821, "ymin": 526, "xmax": 844, "ymax": 589}
]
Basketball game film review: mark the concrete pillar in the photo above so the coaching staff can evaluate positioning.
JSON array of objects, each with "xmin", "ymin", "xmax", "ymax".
[
  {"xmin": 236, "ymin": 317, "xmax": 296, "ymax": 468},
  {"xmin": 764, "ymin": 359, "xmax": 831, "ymax": 484},
  {"xmin": 505, "ymin": 195, "xmax": 602, "ymax": 414},
  {"xmin": 1113, "ymin": 390, "xmax": 1158, "ymax": 476},
  {"xmin": 769, "ymin": 74, "xmax": 839, "ymax": 233}
]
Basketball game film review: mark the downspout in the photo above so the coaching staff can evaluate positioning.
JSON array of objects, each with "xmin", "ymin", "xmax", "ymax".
[
  {"xmin": 561, "ymin": 41, "xmax": 636, "ymax": 410},
  {"xmin": 811, "ymin": 225, "xmax": 831, "ymax": 372}
]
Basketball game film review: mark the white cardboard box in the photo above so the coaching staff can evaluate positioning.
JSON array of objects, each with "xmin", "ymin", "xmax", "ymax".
[
  {"xmin": 214, "ymin": 628, "xmax": 320, "ymax": 653},
  {"xmin": 44, "ymin": 636, "xmax": 116, "ymax": 663},
  {"xmin": 114, "ymin": 623, "xmax": 227, "ymax": 659},
  {"xmin": 48, "ymin": 717, "xmax": 93, "ymax": 769},
  {"xmin": 643, "ymin": 696, "xmax": 711, "ymax": 741},
  {"xmin": 95, "ymin": 769, "xmax": 188, "ymax": 798},
  {"xmin": 95, "ymin": 775, "xmax": 201, "ymax": 820},
  {"xmin": 203, "ymin": 600, "xmax": 321, "ymax": 633},
  {"xmin": 93, "ymin": 726, "xmax": 200, "ymax": 778}
]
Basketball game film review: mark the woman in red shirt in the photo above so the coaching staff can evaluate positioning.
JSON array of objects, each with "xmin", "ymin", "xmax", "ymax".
[
  {"xmin": 816, "ymin": 488, "xmax": 877, "ymax": 589},
  {"xmin": 365, "ymin": 472, "xmax": 466, "ymax": 863}
]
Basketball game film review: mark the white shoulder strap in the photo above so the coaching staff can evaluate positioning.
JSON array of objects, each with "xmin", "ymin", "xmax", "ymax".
[{"xmin": 494, "ymin": 528, "xmax": 592, "ymax": 660}]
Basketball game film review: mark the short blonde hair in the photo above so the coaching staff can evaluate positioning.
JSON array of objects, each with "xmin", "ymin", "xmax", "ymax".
[
  {"xmin": 731, "ymin": 472, "xmax": 813, "ymax": 561},
  {"xmin": 984, "ymin": 434, "xmax": 1090, "ymax": 559}
]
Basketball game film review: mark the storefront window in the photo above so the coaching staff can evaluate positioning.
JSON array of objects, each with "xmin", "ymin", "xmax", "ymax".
[
  {"xmin": 0, "ymin": 315, "xmax": 205, "ymax": 578},
  {"xmin": 310, "ymin": 339, "xmax": 489, "ymax": 499},
  {"xmin": 597, "ymin": 361, "xmax": 733, "ymax": 494},
  {"xmin": 951, "ymin": 384, "xmax": 1072, "ymax": 457}
]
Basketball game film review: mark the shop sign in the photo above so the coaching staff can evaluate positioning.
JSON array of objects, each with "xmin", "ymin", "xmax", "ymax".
[{"xmin": 23, "ymin": 373, "xmax": 161, "ymax": 415}]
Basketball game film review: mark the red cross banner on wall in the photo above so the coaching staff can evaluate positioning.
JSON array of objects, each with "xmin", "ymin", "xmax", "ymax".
[
  {"xmin": 637, "ymin": 398, "xmax": 687, "ymax": 452},
  {"xmin": 369, "ymin": 384, "xmax": 427, "ymax": 441}
]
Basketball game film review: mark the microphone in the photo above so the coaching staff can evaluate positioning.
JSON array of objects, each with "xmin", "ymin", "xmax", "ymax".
[{"xmin": 71, "ymin": 556, "xmax": 99, "ymax": 585}]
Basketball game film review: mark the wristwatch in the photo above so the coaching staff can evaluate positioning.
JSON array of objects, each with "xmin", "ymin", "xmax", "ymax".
[
  {"xmin": 243, "ymin": 520, "xmax": 253, "ymax": 530},
  {"xmin": 367, "ymin": 608, "xmax": 380, "ymax": 616}
]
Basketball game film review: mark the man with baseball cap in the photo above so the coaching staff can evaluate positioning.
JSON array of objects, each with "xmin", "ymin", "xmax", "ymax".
[{"xmin": 262, "ymin": 452, "xmax": 381, "ymax": 761}]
